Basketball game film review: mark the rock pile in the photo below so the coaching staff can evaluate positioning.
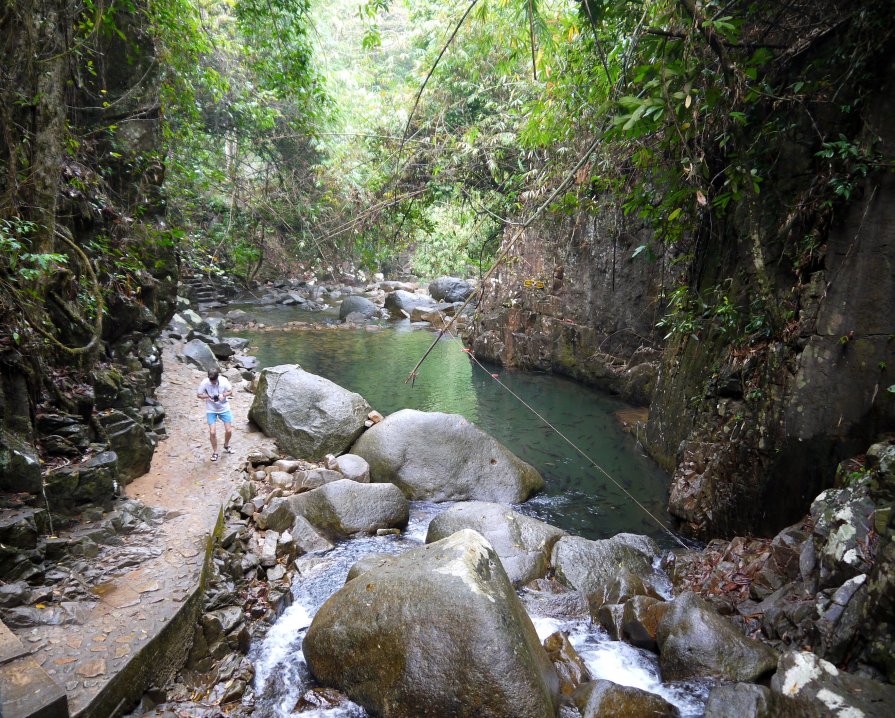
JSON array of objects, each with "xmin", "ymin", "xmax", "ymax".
[
  {"xmin": 0, "ymin": 498, "xmax": 167, "ymax": 629},
  {"xmin": 667, "ymin": 440, "xmax": 895, "ymax": 716},
  {"xmin": 221, "ymin": 274, "xmax": 477, "ymax": 334}
]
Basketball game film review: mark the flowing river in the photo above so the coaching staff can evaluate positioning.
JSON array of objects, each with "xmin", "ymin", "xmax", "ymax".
[{"xmin": 232, "ymin": 302, "xmax": 710, "ymax": 717}]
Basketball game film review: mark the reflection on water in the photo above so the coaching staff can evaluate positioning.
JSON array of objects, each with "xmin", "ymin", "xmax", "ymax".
[{"xmin": 237, "ymin": 317, "xmax": 676, "ymax": 545}]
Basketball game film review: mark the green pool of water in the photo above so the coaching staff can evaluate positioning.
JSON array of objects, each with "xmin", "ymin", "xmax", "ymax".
[{"xmin": 237, "ymin": 317, "xmax": 676, "ymax": 544}]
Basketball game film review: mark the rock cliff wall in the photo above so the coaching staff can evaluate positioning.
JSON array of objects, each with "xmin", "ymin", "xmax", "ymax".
[
  {"xmin": 469, "ymin": 61, "xmax": 895, "ymax": 540},
  {"xmin": 0, "ymin": 4, "xmax": 178, "ymax": 510},
  {"xmin": 471, "ymin": 206, "xmax": 680, "ymax": 405},
  {"xmin": 647, "ymin": 57, "xmax": 895, "ymax": 538}
]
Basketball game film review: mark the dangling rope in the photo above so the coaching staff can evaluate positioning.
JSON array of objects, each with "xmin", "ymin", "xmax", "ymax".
[{"xmin": 438, "ymin": 327, "xmax": 690, "ymax": 550}]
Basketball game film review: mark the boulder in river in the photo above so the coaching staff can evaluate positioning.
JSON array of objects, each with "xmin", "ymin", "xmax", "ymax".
[
  {"xmin": 656, "ymin": 591, "xmax": 778, "ymax": 682},
  {"xmin": 290, "ymin": 514, "xmax": 334, "ymax": 555},
  {"xmin": 574, "ymin": 679, "xmax": 679, "ymax": 718},
  {"xmin": 620, "ymin": 595, "xmax": 669, "ymax": 652},
  {"xmin": 303, "ymin": 529, "xmax": 560, "ymax": 718},
  {"xmin": 590, "ymin": 567, "xmax": 663, "ymax": 611},
  {"xmin": 249, "ymin": 365, "xmax": 372, "ymax": 461},
  {"xmin": 338, "ymin": 295, "xmax": 379, "ymax": 320},
  {"xmin": 257, "ymin": 480, "xmax": 408, "ymax": 539},
  {"xmin": 410, "ymin": 304, "xmax": 455, "ymax": 328},
  {"xmin": 383, "ymin": 289, "xmax": 435, "ymax": 318},
  {"xmin": 544, "ymin": 631, "xmax": 591, "ymax": 698},
  {"xmin": 350, "ymin": 409, "xmax": 544, "ymax": 503},
  {"xmin": 425, "ymin": 501, "xmax": 565, "ymax": 585},
  {"xmin": 550, "ymin": 533, "xmax": 660, "ymax": 597},
  {"xmin": 703, "ymin": 683, "xmax": 806, "ymax": 718},
  {"xmin": 769, "ymin": 650, "xmax": 895, "ymax": 718},
  {"xmin": 428, "ymin": 276, "xmax": 475, "ymax": 303},
  {"xmin": 345, "ymin": 552, "xmax": 399, "ymax": 582}
]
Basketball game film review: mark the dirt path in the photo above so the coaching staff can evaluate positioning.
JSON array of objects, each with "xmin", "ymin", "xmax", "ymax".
[
  {"xmin": 128, "ymin": 343, "xmax": 266, "ymax": 512},
  {"xmin": 20, "ymin": 341, "xmax": 274, "ymax": 718}
]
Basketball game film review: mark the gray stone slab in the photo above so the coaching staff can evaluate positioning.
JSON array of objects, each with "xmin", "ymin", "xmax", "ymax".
[
  {"xmin": 0, "ymin": 621, "xmax": 29, "ymax": 666},
  {"xmin": 0, "ymin": 655, "xmax": 69, "ymax": 718}
]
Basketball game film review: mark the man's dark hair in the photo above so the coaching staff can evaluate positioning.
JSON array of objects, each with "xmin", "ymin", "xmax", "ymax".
[{"xmin": 207, "ymin": 369, "xmax": 220, "ymax": 380}]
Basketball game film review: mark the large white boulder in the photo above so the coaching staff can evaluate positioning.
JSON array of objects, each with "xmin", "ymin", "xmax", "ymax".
[
  {"xmin": 426, "ymin": 501, "xmax": 565, "ymax": 586},
  {"xmin": 249, "ymin": 365, "xmax": 371, "ymax": 461},
  {"xmin": 350, "ymin": 409, "xmax": 544, "ymax": 503}
]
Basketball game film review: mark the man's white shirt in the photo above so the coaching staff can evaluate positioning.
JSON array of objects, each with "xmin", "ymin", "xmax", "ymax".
[{"xmin": 198, "ymin": 376, "xmax": 233, "ymax": 413}]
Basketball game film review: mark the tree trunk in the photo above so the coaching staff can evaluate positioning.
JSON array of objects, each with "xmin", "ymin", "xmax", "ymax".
[{"xmin": 29, "ymin": 0, "xmax": 68, "ymax": 255}]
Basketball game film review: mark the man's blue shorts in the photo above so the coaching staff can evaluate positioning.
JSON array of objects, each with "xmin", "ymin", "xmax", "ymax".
[{"xmin": 207, "ymin": 410, "xmax": 233, "ymax": 425}]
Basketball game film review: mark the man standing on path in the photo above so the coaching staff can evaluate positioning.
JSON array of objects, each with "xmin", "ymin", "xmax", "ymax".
[{"xmin": 197, "ymin": 369, "xmax": 234, "ymax": 461}]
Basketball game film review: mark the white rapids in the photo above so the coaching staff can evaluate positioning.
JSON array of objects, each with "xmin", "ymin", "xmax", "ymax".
[{"xmin": 250, "ymin": 502, "xmax": 710, "ymax": 717}]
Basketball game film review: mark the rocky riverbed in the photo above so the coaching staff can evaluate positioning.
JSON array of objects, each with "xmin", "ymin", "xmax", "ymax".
[
  {"xmin": 4, "ymin": 274, "xmax": 893, "ymax": 718},
  {"xmin": 140, "ymin": 280, "xmax": 895, "ymax": 718}
]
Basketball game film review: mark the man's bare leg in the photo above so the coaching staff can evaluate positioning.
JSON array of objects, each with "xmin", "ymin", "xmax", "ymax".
[
  {"xmin": 223, "ymin": 422, "xmax": 233, "ymax": 451},
  {"xmin": 209, "ymin": 424, "xmax": 218, "ymax": 454}
]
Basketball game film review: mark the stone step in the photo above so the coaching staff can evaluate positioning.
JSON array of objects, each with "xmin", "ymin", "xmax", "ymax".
[{"xmin": 0, "ymin": 621, "xmax": 69, "ymax": 718}]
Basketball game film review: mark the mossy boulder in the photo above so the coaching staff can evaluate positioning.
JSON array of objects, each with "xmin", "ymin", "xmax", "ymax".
[
  {"xmin": 43, "ymin": 451, "xmax": 119, "ymax": 509},
  {"xmin": 657, "ymin": 591, "xmax": 778, "ymax": 682},
  {"xmin": 574, "ymin": 680, "xmax": 679, "ymax": 718}
]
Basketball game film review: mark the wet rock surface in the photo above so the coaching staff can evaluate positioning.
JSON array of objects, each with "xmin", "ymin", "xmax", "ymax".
[
  {"xmin": 259, "ymin": 479, "xmax": 409, "ymax": 539},
  {"xmin": 656, "ymin": 591, "xmax": 779, "ymax": 682},
  {"xmin": 383, "ymin": 288, "xmax": 436, "ymax": 318},
  {"xmin": 427, "ymin": 276, "xmax": 475, "ymax": 304},
  {"xmin": 551, "ymin": 533, "xmax": 661, "ymax": 597},
  {"xmin": 770, "ymin": 650, "xmax": 895, "ymax": 718},
  {"xmin": 425, "ymin": 501, "xmax": 566, "ymax": 586},
  {"xmin": 668, "ymin": 442, "xmax": 895, "ymax": 684},
  {"xmin": 574, "ymin": 679, "xmax": 679, "ymax": 718},
  {"xmin": 338, "ymin": 295, "xmax": 379, "ymax": 320},
  {"xmin": 6, "ymin": 283, "xmax": 893, "ymax": 718}
]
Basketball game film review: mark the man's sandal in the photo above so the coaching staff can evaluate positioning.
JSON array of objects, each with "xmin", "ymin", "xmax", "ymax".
[
  {"xmin": 211, "ymin": 453, "xmax": 219, "ymax": 462},
  {"xmin": 223, "ymin": 446, "xmax": 234, "ymax": 454}
]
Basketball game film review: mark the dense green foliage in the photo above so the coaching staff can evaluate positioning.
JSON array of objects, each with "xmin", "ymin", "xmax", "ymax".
[
  {"xmin": 269, "ymin": 0, "xmax": 892, "ymax": 298},
  {"xmin": 149, "ymin": 0, "xmax": 329, "ymax": 281},
  {"xmin": 2, "ymin": 0, "xmax": 891, "ymax": 326}
]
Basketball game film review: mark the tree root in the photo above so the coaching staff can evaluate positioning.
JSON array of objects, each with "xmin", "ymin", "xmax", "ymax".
[{"xmin": 26, "ymin": 226, "xmax": 104, "ymax": 360}]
